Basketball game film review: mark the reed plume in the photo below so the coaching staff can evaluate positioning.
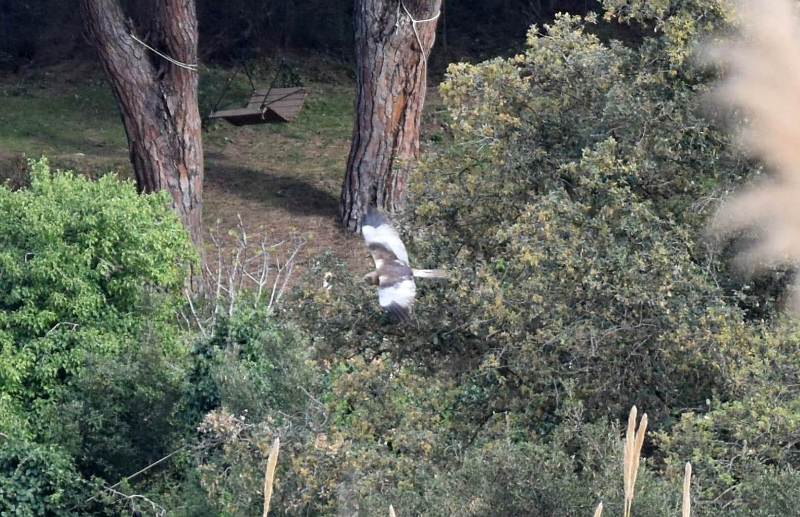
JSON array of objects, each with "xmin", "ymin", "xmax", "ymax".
[
  {"xmin": 682, "ymin": 462, "xmax": 692, "ymax": 517},
  {"xmin": 710, "ymin": 0, "xmax": 800, "ymax": 310},
  {"xmin": 262, "ymin": 437, "xmax": 280, "ymax": 517},
  {"xmin": 623, "ymin": 406, "xmax": 647, "ymax": 517}
]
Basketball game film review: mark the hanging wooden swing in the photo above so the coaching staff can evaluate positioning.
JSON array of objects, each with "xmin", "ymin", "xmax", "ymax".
[
  {"xmin": 209, "ymin": 87, "xmax": 307, "ymax": 125},
  {"xmin": 207, "ymin": 61, "xmax": 308, "ymax": 126}
]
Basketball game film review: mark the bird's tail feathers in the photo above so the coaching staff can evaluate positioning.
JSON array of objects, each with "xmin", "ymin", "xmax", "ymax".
[{"xmin": 412, "ymin": 268, "xmax": 450, "ymax": 279}]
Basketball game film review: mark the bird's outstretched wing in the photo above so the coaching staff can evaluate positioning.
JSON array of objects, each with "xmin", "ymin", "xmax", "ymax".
[
  {"xmin": 361, "ymin": 208, "xmax": 416, "ymax": 322},
  {"xmin": 362, "ymin": 208, "xmax": 410, "ymax": 265}
]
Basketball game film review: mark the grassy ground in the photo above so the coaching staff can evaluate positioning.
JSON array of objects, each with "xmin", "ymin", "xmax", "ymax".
[{"xmin": 0, "ymin": 59, "xmax": 366, "ymax": 274}]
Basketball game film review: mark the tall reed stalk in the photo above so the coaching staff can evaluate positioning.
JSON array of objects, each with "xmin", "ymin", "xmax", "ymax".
[
  {"xmin": 262, "ymin": 437, "xmax": 280, "ymax": 517},
  {"xmin": 623, "ymin": 406, "xmax": 647, "ymax": 517}
]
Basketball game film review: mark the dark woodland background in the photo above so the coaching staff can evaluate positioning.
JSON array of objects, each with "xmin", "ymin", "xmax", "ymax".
[{"xmin": 0, "ymin": 0, "xmax": 601, "ymax": 71}]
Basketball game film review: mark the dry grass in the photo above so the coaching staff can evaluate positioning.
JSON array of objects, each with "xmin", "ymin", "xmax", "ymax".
[
  {"xmin": 623, "ymin": 406, "xmax": 648, "ymax": 517},
  {"xmin": 262, "ymin": 437, "xmax": 280, "ymax": 517},
  {"xmin": 682, "ymin": 462, "xmax": 692, "ymax": 517},
  {"xmin": 594, "ymin": 406, "xmax": 697, "ymax": 517},
  {"xmin": 709, "ymin": 0, "xmax": 800, "ymax": 310}
]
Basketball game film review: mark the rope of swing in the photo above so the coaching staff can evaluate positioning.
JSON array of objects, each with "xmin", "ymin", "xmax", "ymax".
[
  {"xmin": 399, "ymin": 1, "xmax": 441, "ymax": 64},
  {"xmin": 129, "ymin": 32, "xmax": 199, "ymax": 72}
]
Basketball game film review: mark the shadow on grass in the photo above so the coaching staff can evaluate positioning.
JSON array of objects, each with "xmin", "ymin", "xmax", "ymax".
[{"xmin": 205, "ymin": 157, "xmax": 339, "ymax": 217}]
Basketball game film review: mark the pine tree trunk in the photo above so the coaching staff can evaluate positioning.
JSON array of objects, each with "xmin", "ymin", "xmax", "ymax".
[
  {"xmin": 81, "ymin": 0, "xmax": 204, "ymax": 255},
  {"xmin": 341, "ymin": 0, "xmax": 441, "ymax": 231}
]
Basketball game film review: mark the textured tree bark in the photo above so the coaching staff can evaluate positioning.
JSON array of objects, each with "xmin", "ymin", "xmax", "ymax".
[
  {"xmin": 341, "ymin": 0, "xmax": 441, "ymax": 231},
  {"xmin": 81, "ymin": 0, "xmax": 205, "ymax": 259}
]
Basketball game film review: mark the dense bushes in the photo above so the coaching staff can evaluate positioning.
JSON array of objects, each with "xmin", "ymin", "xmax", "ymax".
[
  {"xmin": 0, "ymin": 439, "xmax": 88, "ymax": 515},
  {"xmin": 0, "ymin": 159, "xmax": 194, "ymax": 513},
  {"xmin": 283, "ymin": 2, "xmax": 800, "ymax": 515},
  {"xmin": 419, "ymin": 1, "xmax": 743, "ymax": 421},
  {"xmin": 0, "ymin": 160, "xmax": 324, "ymax": 514},
  {"xmin": 658, "ymin": 318, "xmax": 800, "ymax": 512},
  {"xmin": 0, "ymin": 158, "xmax": 192, "ymax": 430},
  {"xmin": 8, "ymin": 1, "xmax": 800, "ymax": 515}
]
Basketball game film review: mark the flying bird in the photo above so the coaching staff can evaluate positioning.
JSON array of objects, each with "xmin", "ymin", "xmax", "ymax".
[{"xmin": 361, "ymin": 208, "xmax": 447, "ymax": 322}]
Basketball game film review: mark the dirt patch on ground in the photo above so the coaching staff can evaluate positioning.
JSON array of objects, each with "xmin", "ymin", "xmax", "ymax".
[
  {"xmin": 201, "ymin": 121, "xmax": 366, "ymax": 281},
  {"xmin": 203, "ymin": 162, "xmax": 363, "ymax": 271}
]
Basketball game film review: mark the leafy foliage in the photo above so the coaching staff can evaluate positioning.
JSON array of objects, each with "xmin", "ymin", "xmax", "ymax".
[
  {"xmin": 656, "ymin": 318, "xmax": 800, "ymax": 513},
  {"xmin": 8, "ymin": 1, "xmax": 800, "ymax": 515},
  {"xmin": 0, "ymin": 159, "xmax": 194, "ymax": 514},
  {"xmin": 0, "ymin": 438, "xmax": 89, "ymax": 515},
  {"xmin": 0, "ymin": 159, "xmax": 193, "ymax": 412},
  {"xmin": 182, "ymin": 305, "xmax": 321, "ymax": 516},
  {"xmin": 283, "ymin": 4, "xmax": 800, "ymax": 515}
]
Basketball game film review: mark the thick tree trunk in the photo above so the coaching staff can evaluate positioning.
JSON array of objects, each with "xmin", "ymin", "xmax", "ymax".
[
  {"xmin": 81, "ymin": 0, "xmax": 204, "ymax": 254},
  {"xmin": 341, "ymin": 0, "xmax": 441, "ymax": 231}
]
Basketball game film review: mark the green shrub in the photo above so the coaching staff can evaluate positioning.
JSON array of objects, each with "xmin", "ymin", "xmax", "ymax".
[
  {"xmin": 0, "ymin": 438, "xmax": 90, "ymax": 515},
  {"xmin": 287, "ymin": 4, "xmax": 800, "ymax": 514},
  {"xmin": 210, "ymin": 305, "xmax": 317, "ymax": 424},
  {"xmin": 0, "ymin": 159, "xmax": 193, "ymax": 414},
  {"xmin": 0, "ymin": 159, "xmax": 194, "ymax": 513},
  {"xmin": 54, "ymin": 330, "xmax": 190, "ymax": 481},
  {"xmin": 657, "ymin": 318, "xmax": 800, "ymax": 515},
  {"xmin": 359, "ymin": 410, "xmax": 682, "ymax": 517},
  {"xmin": 179, "ymin": 302, "xmax": 321, "ymax": 515}
]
